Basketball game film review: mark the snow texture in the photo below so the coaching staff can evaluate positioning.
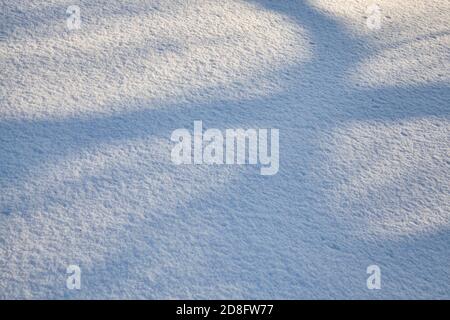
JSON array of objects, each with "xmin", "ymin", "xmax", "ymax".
[{"xmin": 0, "ymin": 0, "xmax": 449, "ymax": 299}]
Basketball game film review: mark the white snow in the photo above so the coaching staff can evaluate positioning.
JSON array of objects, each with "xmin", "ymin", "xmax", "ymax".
[{"xmin": 0, "ymin": 0, "xmax": 449, "ymax": 299}]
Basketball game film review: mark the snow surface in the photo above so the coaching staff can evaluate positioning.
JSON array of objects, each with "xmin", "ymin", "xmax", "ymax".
[{"xmin": 0, "ymin": 0, "xmax": 449, "ymax": 299}]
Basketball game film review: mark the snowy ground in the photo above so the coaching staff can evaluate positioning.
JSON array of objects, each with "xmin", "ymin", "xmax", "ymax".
[{"xmin": 0, "ymin": 0, "xmax": 449, "ymax": 299}]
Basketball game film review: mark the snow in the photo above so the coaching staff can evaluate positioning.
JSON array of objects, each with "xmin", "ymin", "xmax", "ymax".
[{"xmin": 0, "ymin": 0, "xmax": 449, "ymax": 299}]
